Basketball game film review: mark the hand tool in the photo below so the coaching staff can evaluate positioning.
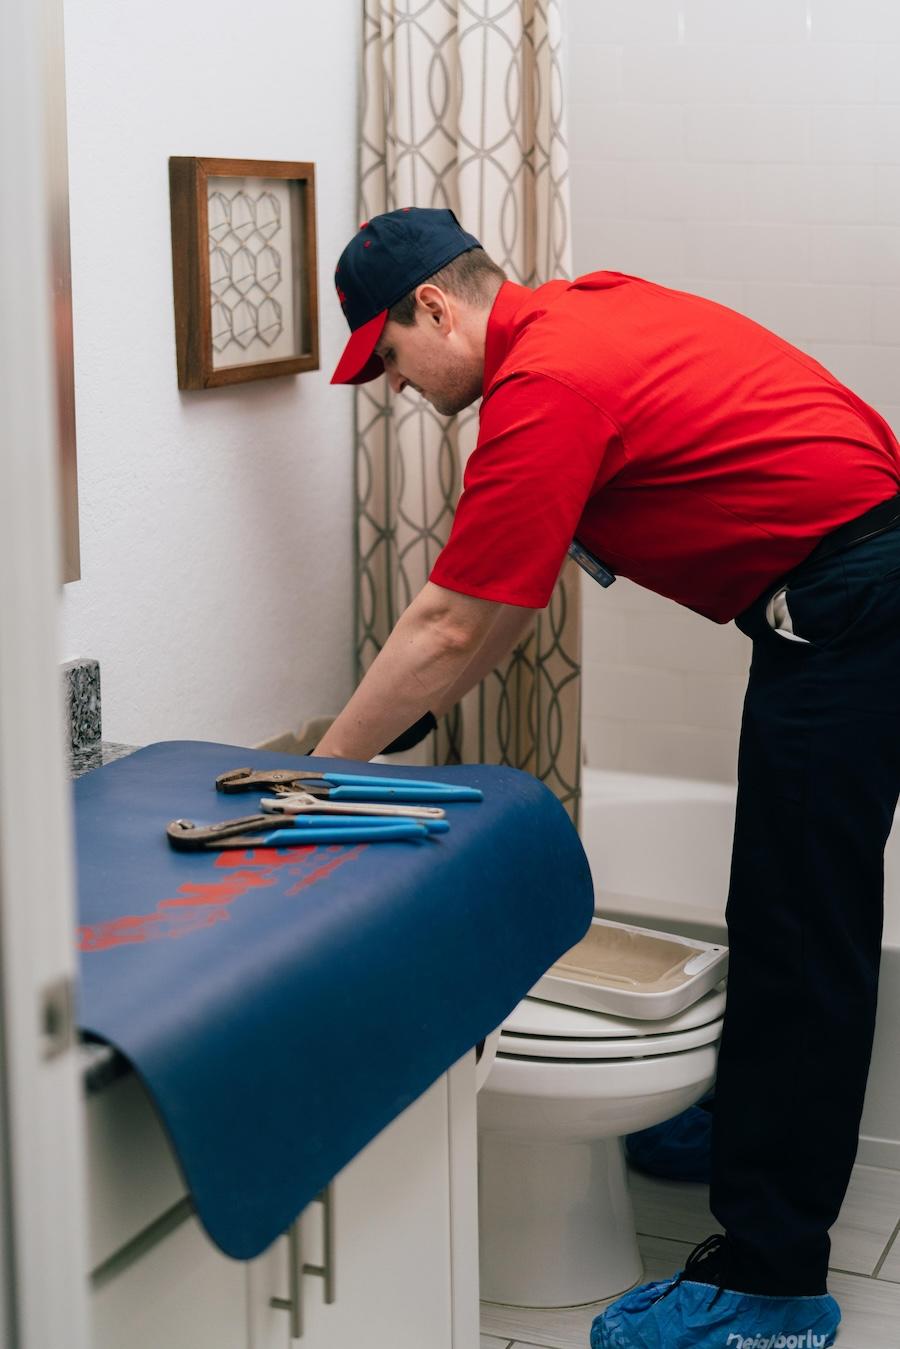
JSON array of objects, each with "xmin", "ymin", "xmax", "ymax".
[
  {"xmin": 275, "ymin": 781, "xmax": 482, "ymax": 803},
  {"xmin": 260, "ymin": 792, "xmax": 447, "ymax": 821},
  {"xmin": 167, "ymin": 815, "xmax": 429, "ymax": 851},
  {"xmin": 270, "ymin": 813, "xmax": 449, "ymax": 835},
  {"xmin": 216, "ymin": 767, "xmax": 483, "ymax": 802}
]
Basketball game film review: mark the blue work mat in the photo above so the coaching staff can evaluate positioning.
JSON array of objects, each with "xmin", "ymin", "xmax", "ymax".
[{"xmin": 74, "ymin": 741, "xmax": 593, "ymax": 1259}]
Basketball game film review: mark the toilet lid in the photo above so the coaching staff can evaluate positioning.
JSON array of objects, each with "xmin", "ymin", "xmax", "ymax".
[{"xmin": 503, "ymin": 981, "xmax": 726, "ymax": 1040}]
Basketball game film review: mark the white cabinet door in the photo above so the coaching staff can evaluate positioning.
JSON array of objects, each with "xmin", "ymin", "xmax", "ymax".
[
  {"xmin": 248, "ymin": 1073, "xmax": 454, "ymax": 1349},
  {"xmin": 91, "ymin": 1213, "xmax": 248, "ymax": 1349}
]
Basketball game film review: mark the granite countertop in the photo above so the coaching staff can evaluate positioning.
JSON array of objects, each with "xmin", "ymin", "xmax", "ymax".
[
  {"xmin": 71, "ymin": 741, "xmax": 140, "ymax": 1093},
  {"xmin": 68, "ymin": 740, "xmax": 140, "ymax": 780}
]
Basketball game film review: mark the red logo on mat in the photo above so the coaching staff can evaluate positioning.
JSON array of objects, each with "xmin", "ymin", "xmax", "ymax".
[{"xmin": 78, "ymin": 845, "xmax": 366, "ymax": 952}]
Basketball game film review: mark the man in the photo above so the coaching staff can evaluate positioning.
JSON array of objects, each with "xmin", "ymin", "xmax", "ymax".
[{"xmin": 317, "ymin": 206, "xmax": 900, "ymax": 1349}]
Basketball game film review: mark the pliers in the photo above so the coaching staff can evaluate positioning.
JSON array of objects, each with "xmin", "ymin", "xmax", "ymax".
[
  {"xmin": 215, "ymin": 767, "xmax": 483, "ymax": 803},
  {"xmin": 167, "ymin": 812, "xmax": 446, "ymax": 851},
  {"xmin": 259, "ymin": 792, "xmax": 447, "ymax": 820}
]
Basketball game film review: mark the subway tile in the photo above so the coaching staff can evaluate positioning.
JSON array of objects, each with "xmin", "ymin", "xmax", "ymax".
[
  {"xmin": 680, "ymin": 671, "xmax": 748, "ymax": 731},
  {"xmin": 810, "ymin": 0, "xmax": 900, "ymax": 45},
  {"xmin": 566, "ymin": 42, "xmax": 622, "ymax": 104},
  {"xmin": 568, "ymin": 159, "xmax": 627, "ymax": 220},
  {"xmin": 623, "ymin": 161, "xmax": 746, "ymax": 222},
  {"xmin": 584, "ymin": 664, "xmax": 687, "ymax": 724},
  {"xmin": 871, "ymin": 287, "xmax": 900, "ymax": 343},
  {"xmin": 595, "ymin": 576, "xmax": 671, "ymax": 616},
  {"xmin": 580, "ymin": 609, "xmax": 629, "ymax": 666},
  {"xmin": 875, "ymin": 406, "xmax": 900, "ymax": 440},
  {"xmin": 570, "ymin": 0, "xmax": 681, "ymax": 46},
  {"xmin": 620, "ymin": 42, "xmax": 879, "ymax": 106},
  {"xmin": 802, "ymin": 342, "xmax": 900, "ymax": 412},
  {"xmin": 877, "ymin": 44, "xmax": 900, "ymax": 103},
  {"xmin": 684, "ymin": 222, "xmax": 810, "ymax": 283},
  {"xmin": 620, "ymin": 43, "xmax": 746, "ymax": 104},
  {"xmin": 615, "ymin": 721, "xmax": 740, "ymax": 783},
  {"xmin": 664, "ymin": 276, "xmax": 747, "ymax": 310},
  {"xmin": 684, "ymin": 103, "xmax": 810, "ymax": 163},
  {"xmin": 811, "ymin": 225, "xmax": 900, "ymax": 285},
  {"xmin": 590, "ymin": 217, "xmax": 687, "ymax": 278},
  {"xmin": 876, "ymin": 166, "xmax": 900, "ymax": 223},
  {"xmin": 741, "ymin": 281, "xmax": 873, "ymax": 345},
  {"xmin": 740, "ymin": 44, "xmax": 815, "ymax": 103},
  {"xmin": 576, "ymin": 103, "xmax": 684, "ymax": 162},
  {"xmin": 811, "ymin": 105, "xmax": 900, "ymax": 165},
  {"xmin": 623, "ymin": 607, "xmax": 750, "ymax": 675},
  {"xmin": 580, "ymin": 716, "xmax": 630, "ymax": 771},
  {"xmin": 742, "ymin": 163, "xmax": 877, "ymax": 226},
  {"xmin": 804, "ymin": 42, "xmax": 883, "ymax": 103},
  {"xmin": 682, "ymin": 0, "xmax": 808, "ymax": 43}
]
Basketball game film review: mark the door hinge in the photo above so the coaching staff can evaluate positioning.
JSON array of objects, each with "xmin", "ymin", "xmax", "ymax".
[{"xmin": 39, "ymin": 975, "xmax": 75, "ymax": 1060}]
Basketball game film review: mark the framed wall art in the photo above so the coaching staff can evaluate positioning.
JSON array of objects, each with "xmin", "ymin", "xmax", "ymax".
[{"xmin": 169, "ymin": 157, "xmax": 319, "ymax": 389}]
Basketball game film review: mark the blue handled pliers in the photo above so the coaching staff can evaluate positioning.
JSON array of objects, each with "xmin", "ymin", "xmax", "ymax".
[
  {"xmin": 215, "ymin": 767, "xmax": 483, "ymax": 803},
  {"xmin": 167, "ymin": 813, "xmax": 443, "ymax": 851}
]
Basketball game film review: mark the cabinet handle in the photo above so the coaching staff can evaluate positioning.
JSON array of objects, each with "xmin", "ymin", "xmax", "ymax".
[
  {"xmin": 269, "ymin": 1183, "xmax": 336, "ymax": 1338},
  {"xmin": 269, "ymin": 1219, "xmax": 304, "ymax": 1339}
]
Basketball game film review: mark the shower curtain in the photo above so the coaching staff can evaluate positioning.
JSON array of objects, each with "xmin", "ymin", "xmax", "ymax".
[{"xmin": 354, "ymin": 0, "xmax": 582, "ymax": 822}]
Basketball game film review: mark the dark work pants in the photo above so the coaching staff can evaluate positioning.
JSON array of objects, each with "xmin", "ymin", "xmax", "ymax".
[{"xmin": 708, "ymin": 525, "xmax": 900, "ymax": 1296}]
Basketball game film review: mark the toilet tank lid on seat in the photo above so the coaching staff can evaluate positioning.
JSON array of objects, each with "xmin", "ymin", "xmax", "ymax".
[
  {"xmin": 528, "ymin": 917, "xmax": 728, "ymax": 1020},
  {"xmin": 503, "ymin": 981, "xmax": 726, "ymax": 1040}
]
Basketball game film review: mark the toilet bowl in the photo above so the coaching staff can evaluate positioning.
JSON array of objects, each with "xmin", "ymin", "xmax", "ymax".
[{"xmin": 478, "ymin": 968, "xmax": 726, "ymax": 1309}]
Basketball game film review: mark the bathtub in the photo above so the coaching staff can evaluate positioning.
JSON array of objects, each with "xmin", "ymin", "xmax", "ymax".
[{"xmin": 579, "ymin": 767, "xmax": 900, "ymax": 1173}]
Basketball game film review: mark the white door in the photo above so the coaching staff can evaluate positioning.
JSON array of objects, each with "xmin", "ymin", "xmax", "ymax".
[{"xmin": 0, "ymin": 0, "xmax": 92, "ymax": 1342}]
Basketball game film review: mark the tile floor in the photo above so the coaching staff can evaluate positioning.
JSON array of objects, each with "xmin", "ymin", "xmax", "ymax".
[{"xmin": 480, "ymin": 1158, "xmax": 900, "ymax": 1348}]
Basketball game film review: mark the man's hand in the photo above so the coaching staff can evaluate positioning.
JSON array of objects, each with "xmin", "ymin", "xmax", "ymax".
[{"xmin": 312, "ymin": 583, "xmax": 540, "ymax": 762}]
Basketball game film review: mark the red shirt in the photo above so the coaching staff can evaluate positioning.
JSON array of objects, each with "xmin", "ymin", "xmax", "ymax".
[{"xmin": 428, "ymin": 274, "xmax": 900, "ymax": 622}]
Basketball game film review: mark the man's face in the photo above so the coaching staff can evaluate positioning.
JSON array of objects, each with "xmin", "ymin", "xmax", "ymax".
[{"xmin": 374, "ymin": 290, "xmax": 484, "ymax": 417}]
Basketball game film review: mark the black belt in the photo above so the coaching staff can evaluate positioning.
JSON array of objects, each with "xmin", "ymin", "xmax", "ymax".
[{"xmin": 791, "ymin": 492, "xmax": 900, "ymax": 575}]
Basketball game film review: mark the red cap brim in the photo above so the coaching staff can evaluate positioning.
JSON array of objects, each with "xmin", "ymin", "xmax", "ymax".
[{"xmin": 330, "ymin": 310, "xmax": 388, "ymax": 385}]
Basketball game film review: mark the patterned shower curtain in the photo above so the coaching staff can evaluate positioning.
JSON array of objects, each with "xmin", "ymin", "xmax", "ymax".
[{"xmin": 355, "ymin": 0, "xmax": 582, "ymax": 822}]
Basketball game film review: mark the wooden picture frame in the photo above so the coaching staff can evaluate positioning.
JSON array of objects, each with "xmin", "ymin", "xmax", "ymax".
[{"xmin": 169, "ymin": 157, "xmax": 319, "ymax": 390}]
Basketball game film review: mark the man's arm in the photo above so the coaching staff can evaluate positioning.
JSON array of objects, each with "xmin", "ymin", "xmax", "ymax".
[
  {"xmin": 312, "ymin": 582, "xmax": 513, "ymax": 761},
  {"xmin": 431, "ymin": 601, "xmax": 538, "ymax": 716}
]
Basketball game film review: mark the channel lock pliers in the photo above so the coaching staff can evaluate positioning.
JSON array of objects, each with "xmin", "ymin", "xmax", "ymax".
[
  {"xmin": 216, "ymin": 767, "xmax": 483, "ymax": 803},
  {"xmin": 167, "ymin": 813, "xmax": 446, "ymax": 851}
]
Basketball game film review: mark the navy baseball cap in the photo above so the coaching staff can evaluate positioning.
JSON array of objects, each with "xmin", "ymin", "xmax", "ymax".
[{"xmin": 330, "ymin": 206, "xmax": 482, "ymax": 385}]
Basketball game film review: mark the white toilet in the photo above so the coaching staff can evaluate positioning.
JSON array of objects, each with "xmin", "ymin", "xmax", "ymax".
[{"xmin": 477, "ymin": 918, "xmax": 727, "ymax": 1309}]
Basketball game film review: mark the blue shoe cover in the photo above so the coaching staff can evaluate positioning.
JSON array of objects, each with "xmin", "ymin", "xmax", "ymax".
[
  {"xmin": 590, "ymin": 1275, "xmax": 841, "ymax": 1349},
  {"xmin": 624, "ymin": 1089, "xmax": 714, "ymax": 1183}
]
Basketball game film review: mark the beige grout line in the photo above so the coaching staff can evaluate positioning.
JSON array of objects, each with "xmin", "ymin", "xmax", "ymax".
[{"xmin": 871, "ymin": 1214, "xmax": 900, "ymax": 1281}]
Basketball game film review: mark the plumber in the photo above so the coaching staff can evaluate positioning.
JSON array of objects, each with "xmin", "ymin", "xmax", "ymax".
[{"xmin": 315, "ymin": 206, "xmax": 899, "ymax": 1349}]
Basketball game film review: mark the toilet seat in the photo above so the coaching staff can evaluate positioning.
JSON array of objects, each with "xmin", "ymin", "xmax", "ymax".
[
  {"xmin": 498, "ymin": 1017, "xmax": 722, "ymax": 1060},
  {"xmin": 498, "ymin": 982, "xmax": 726, "ymax": 1062}
]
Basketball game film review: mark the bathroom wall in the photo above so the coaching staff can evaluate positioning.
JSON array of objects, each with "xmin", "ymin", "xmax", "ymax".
[
  {"xmin": 563, "ymin": 0, "xmax": 900, "ymax": 780},
  {"xmin": 60, "ymin": 0, "xmax": 361, "ymax": 748}
]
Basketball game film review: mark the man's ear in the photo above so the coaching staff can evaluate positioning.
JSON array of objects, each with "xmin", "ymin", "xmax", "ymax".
[{"xmin": 416, "ymin": 283, "xmax": 451, "ymax": 329}]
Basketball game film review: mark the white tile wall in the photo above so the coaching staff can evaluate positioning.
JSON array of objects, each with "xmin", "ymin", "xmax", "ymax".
[{"xmin": 564, "ymin": 0, "xmax": 900, "ymax": 781}]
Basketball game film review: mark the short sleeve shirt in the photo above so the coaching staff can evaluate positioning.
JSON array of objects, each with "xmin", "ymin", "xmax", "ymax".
[{"xmin": 428, "ymin": 274, "xmax": 900, "ymax": 622}]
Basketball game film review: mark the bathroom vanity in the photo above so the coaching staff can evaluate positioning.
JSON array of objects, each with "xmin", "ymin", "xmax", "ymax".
[
  {"xmin": 86, "ymin": 1045, "xmax": 486, "ymax": 1348},
  {"xmin": 73, "ymin": 740, "xmax": 592, "ymax": 1347}
]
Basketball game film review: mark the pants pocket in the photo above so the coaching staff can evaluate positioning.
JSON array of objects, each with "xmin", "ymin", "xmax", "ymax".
[{"xmin": 765, "ymin": 586, "xmax": 811, "ymax": 643}]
